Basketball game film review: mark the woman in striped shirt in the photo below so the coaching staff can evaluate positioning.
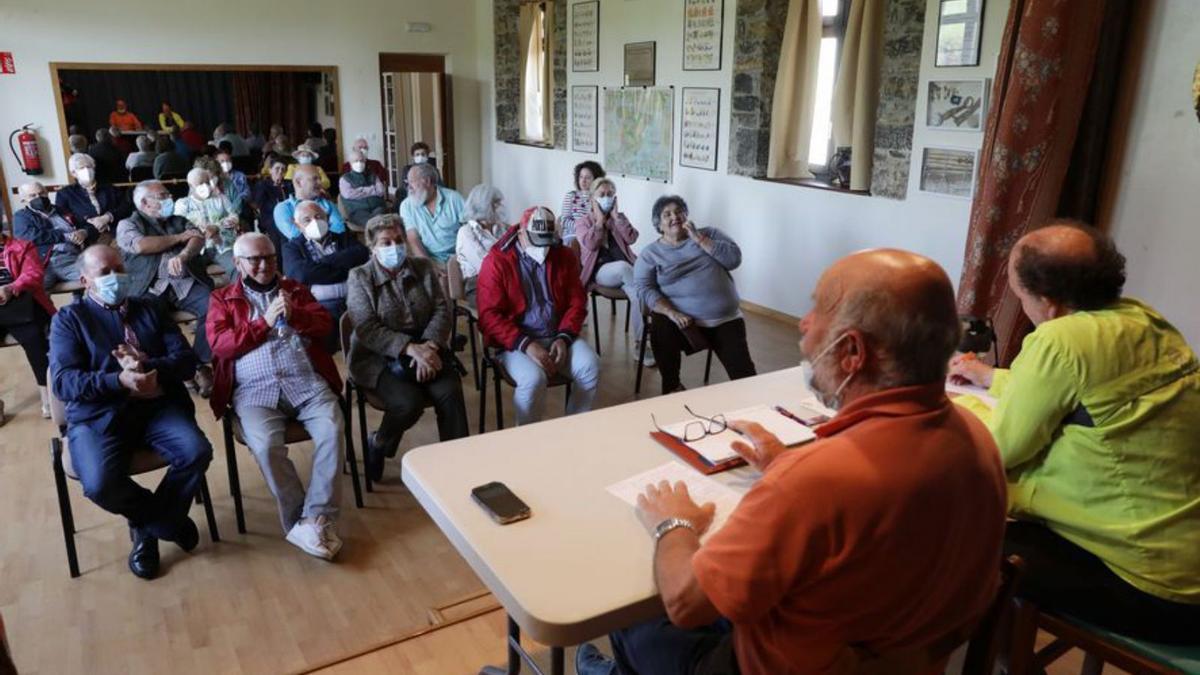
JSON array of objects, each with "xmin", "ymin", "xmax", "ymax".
[{"xmin": 559, "ymin": 160, "xmax": 605, "ymax": 244}]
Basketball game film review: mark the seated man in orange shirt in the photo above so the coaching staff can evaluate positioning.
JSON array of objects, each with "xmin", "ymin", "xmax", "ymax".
[{"xmin": 577, "ymin": 249, "xmax": 1009, "ymax": 675}]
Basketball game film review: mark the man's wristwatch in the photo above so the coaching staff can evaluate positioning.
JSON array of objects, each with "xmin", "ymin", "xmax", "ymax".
[{"xmin": 653, "ymin": 517, "xmax": 697, "ymax": 543}]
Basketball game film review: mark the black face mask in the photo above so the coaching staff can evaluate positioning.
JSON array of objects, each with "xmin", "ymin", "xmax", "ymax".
[
  {"xmin": 30, "ymin": 196, "xmax": 52, "ymax": 213},
  {"xmin": 242, "ymin": 274, "xmax": 279, "ymax": 293}
]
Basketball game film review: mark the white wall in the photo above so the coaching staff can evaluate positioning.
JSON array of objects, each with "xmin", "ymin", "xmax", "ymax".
[
  {"xmin": 1107, "ymin": 0, "xmax": 1200, "ymax": 348},
  {"xmin": 474, "ymin": 0, "xmax": 1009, "ymax": 318},
  {"xmin": 0, "ymin": 0, "xmax": 483, "ymax": 210}
]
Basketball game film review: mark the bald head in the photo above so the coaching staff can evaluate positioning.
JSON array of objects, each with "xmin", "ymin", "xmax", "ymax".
[
  {"xmin": 804, "ymin": 249, "xmax": 960, "ymax": 394},
  {"xmin": 79, "ymin": 244, "xmax": 123, "ymax": 280},
  {"xmin": 292, "ymin": 164, "xmax": 320, "ymax": 199},
  {"xmin": 1010, "ymin": 222, "xmax": 1125, "ymax": 315}
]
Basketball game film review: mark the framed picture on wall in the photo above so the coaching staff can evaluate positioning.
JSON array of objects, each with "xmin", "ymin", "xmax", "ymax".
[
  {"xmin": 919, "ymin": 147, "xmax": 978, "ymax": 198},
  {"xmin": 682, "ymin": 0, "xmax": 723, "ymax": 71},
  {"xmin": 623, "ymin": 41, "xmax": 656, "ymax": 86},
  {"xmin": 680, "ymin": 87, "xmax": 720, "ymax": 170},
  {"xmin": 926, "ymin": 79, "xmax": 989, "ymax": 131},
  {"xmin": 572, "ymin": 1, "xmax": 600, "ymax": 72},
  {"xmin": 935, "ymin": 0, "xmax": 985, "ymax": 67},
  {"xmin": 572, "ymin": 85, "xmax": 599, "ymax": 153}
]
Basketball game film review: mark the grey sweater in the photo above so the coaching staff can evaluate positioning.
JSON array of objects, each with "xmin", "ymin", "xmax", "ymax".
[{"xmin": 633, "ymin": 227, "xmax": 743, "ymax": 327}]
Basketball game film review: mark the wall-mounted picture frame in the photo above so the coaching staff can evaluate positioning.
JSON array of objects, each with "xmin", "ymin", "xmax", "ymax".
[
  {"xmin": 935, "ymin": 0, "xmax": 985, "ymax": 67},
  {"xmin": 919, "ymin": 147, "xmax": 978, "ymax": 198},
  {"xmin": 682, "ymin": 0, "xmax": 723, "ymax": 71},
  {"xmin": 623, "ymin": 41, "xmax": 656, "ymax": 86},
  {"xmin": 926, "ymin": 79, "xmax": 989, "ymax": 131},
  {"xmin": 680, "ymin": 87, "xmax": 720, "ymax": 171},
  {"xmin": 572, "ymin": 85, "xmax": 599, "ymax": 153},
  {"xmin": 572, "ymin": 1, "xmax": 600, "ymax": 72}
]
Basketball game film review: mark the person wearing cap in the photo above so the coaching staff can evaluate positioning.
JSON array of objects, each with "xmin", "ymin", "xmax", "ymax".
[
  {"xmin": 273, "ymin": 164, "xmax": 345, "ymax": 240},
  {"xmin": 399, "ymin": 162, "xmax": 464, "ymax": 266},
  {"xmin": 14, "ymin": 181, "xmax": 89, "ymax": 288},
  {"xmin": 477, "ymin": 206, "xmax": 600, "ymax": 425},
  {"xmin": 282, "ymin": 200, "xmax": 369, "ymax": 352},
  {"xmin": 284, "ymin": 144, "xmax": 331, "ymax": 190},
  {"xmin": 108, "ymin": 98, "xmax": 143, "ymax": 132},
  {"xmin": 340, "ymin": 137, "xmax": 389, "ymax": 186},
  {"xmin": 339, "ymin": 150, "xmax": 389, "ymax": 227}
]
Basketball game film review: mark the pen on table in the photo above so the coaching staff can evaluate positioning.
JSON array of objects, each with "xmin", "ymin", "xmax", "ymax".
[{"xmin": 774, "ymin": 404, "xmax": 827, "ymax": 427}]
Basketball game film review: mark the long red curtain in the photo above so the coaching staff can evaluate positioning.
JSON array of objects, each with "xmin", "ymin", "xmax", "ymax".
[
  {"xmin": 231, "ymin": 71, "xmax": 311, "ymax": 141},
  {"xmin": 956, "ymin": 0, "xmax": 1123, "ymax": 364}
]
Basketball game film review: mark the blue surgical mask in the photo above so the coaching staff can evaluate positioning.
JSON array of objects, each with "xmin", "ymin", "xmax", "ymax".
[
  {"xmin": 597, "ymin": 196, "xmax": 615, "ymax": 213},
  {"xmin": 159, "ymin": 197, "xmax": 175, "ymax": 218},
  {"xmin": 800, "ymin": 332, "xmax": 852, "ymax": 410},
  {"xmin": 92, "ymin": 272, "xmax": 133, "ymax": 307},
  {"xmin": 298, "ymin": 155, "xmax": 314, "ymax": 165},
  {"xmin": 375, "ymin": 244, "xmax": 406, "ymax": 270}
]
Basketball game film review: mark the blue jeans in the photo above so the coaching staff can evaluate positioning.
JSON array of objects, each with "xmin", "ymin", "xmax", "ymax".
[
  {"xmin": 67, "ymin": 400, "xmax": 213, "ymax": 539},
  {"xmin": 498, "ymin": 337, "xmax": 600, "ymax": 425},
  {"xmin": 609, "ymin": 616, "xmax": 738, "ymax": 675}
]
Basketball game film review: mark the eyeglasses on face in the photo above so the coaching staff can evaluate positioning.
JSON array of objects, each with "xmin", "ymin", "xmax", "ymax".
[{"xmin": 238, "ymin": 254, "xmax": 277, "ymax": 266}]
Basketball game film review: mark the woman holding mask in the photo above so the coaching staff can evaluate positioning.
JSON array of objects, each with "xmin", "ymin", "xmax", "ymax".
[
  {"xmin": 574, "ymin": 177, "xmax": 647, "ymax": 362},
  {"xmin": 346, "ymin": 213, "xmax": 468, "ymax": 482}
]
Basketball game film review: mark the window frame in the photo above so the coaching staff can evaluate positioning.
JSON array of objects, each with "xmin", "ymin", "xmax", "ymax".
[
  {"xmin": 807, "ymin": 0, "xmax": 852, "ymax": 177},
  {"xmin": 519, "ymin": 1, "xmax": 553, "ymax": 145}
]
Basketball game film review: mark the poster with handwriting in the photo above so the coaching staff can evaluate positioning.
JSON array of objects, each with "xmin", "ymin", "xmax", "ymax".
[
  {"xmin": 680, "ymin": 87, "xmax": 720, "ymax": 171},
  {"xmin": 572, "ymin": 1, "xmax": 600, "ymax": 72},
  {"xmin": 683, "ymin": 0, "xmax": 723, "ymax": 71},
  {"xmin": 572, "ymin": 85, "xmax": 599, "ymax": 153}
]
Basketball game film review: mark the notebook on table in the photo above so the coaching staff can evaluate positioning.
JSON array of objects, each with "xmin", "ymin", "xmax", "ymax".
[{"xmin": 650, "ymin": 403, "xmax": 821, "ymax": 475}]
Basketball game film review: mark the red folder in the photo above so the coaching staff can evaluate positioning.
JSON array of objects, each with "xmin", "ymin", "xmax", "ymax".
[{"xmin": 649, "ymin": 431, "xmax": 747, "ymax": 475}]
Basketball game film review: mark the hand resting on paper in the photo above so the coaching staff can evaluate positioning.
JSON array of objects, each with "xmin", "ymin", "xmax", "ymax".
[{"xmin": 635, "ymin": 480, "xmax": 716, "ymax": 537}]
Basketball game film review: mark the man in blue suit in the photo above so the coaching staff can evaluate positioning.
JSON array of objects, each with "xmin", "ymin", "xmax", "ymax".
[{"xmin": 49, "ymin": 245, "xmax": 213, "ymax": 580}]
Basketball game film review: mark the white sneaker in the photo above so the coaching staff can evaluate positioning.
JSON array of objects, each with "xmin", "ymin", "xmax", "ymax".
[
  {"xmin": 316, "ymin": 515, "xmax": 343, "ymax": 559},
  {"xmin": 286, "ymin": 519, "xmax": 334, "ymax": 560},
  {"xmin": 635, "ymin": 346, "xmax": 657, "ymax": 368}
]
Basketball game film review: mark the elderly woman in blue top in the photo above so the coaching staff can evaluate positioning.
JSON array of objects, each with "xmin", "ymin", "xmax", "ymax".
[
  {"xmin": 633, "ymin": 195, "xmax": 756, "ymax": 394},
  {"xmin": 400, "ymin": 162, "xmax": 465, "ymax": 267}
]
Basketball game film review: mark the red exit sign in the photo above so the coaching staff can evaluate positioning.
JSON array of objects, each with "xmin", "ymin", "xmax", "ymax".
[{"xmin": 0, "ymin": 53, "xmax": 14, "ymax": 74}]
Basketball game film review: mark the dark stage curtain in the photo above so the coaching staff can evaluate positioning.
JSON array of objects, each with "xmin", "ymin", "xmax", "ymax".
[
  {"xmin": 231, "ymin": 71, "xmax": 316, "ymax": 141},
  {"xmin": 60, "ymin": 69, "xmax": 235, "ymax": 137}
]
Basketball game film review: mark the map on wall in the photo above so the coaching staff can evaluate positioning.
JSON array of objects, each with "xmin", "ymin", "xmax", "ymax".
[{"xmin": 603, "ymin": 86, "xmax": 674, "ymax": 182}]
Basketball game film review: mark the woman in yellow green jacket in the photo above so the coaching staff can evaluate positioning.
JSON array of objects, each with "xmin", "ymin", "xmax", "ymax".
[{"xmin": 951, "ymin": 223, "xmax": 1200, "ymax": 645}]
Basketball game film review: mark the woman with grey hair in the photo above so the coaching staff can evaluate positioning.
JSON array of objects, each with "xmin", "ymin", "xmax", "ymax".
[
  {"xmin": 176, "ymin": 167, "xmax": 240, "ymax": 275},
  {"xmin": 455, "ymin": 184, "xmax": 507, "ymax": 285},
  {"xmin": 633, "ymin": 195, "xmax": 756, "ymax": 394}
]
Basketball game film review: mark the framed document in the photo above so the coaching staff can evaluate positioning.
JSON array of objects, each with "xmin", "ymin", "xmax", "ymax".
[
  {"xmin": 680, "ymin": 87, "xmax": 720, "ymax": 171},
  {"xmin": 572, "ymin": 1, "xmax": 600, "ymax": 72},
  {"xmin": 682, "ymin": 0, "xmax": 723, "ymax": 71},
  {"xmin": 926, "ymin": 79, "xmax": 988, "ymax": 131},
  {"xmin": 623, "ymin": 41, "xmax": 656, "ymax": 86},
  {"xmin": 572, "ymin": 85, "xmax": 599, "ymax": 153},
  {"xmin": 919, "ymin": 147, "xmax": 978, "ymax": 198}
]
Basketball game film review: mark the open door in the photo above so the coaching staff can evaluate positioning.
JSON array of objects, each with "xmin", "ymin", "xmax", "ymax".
[{"xmin": 379, "ymin": 53, "xmax": 456, "ymax": 191}]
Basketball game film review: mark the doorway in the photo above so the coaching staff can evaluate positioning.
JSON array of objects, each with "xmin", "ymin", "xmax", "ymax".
[{"xmin": 379, "ymin": 53, "xmax": 455, "ymax": 191}]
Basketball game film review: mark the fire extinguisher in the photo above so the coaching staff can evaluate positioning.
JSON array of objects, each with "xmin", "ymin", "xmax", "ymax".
[{"xmin": 8, "ymin": 124, "xmax": 43, "ymax": 176}]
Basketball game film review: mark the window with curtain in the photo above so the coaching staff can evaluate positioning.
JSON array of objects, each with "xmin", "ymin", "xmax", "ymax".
[
  {"xmin": 519, "ymin": 1, "xmax": 555, "ymax": 144},
  {"xmin": 808, "ymin": 0, "xmax": 849, "ymax": 170}
]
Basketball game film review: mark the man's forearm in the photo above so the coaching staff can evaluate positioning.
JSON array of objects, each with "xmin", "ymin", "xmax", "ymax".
[{"xmin": 653, "ymin": 529, "xmax": 718, "ymax": 628}]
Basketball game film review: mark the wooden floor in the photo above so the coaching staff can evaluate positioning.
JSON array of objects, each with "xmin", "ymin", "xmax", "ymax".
[{"xmin": 0, "ymin": 300, "xmax": 1126, "ymax": 674}]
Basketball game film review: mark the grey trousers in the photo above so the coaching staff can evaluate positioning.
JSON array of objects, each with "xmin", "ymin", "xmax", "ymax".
[
  {"xmin": 42, "ymin": 251, "xmax": 80, "ymax": 288},
  {"xmin": 235, "ymin": 386, "xmax": 344, "ymax": 533}
]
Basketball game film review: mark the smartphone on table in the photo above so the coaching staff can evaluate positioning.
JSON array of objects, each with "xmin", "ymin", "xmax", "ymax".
[{"xmin": 471, "ymin": 481, "xmax": 531, "ymax": 524}]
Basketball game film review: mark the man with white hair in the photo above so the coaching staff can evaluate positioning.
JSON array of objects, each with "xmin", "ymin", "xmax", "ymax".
[
  {"xmin": 211, "ymin": 123, "xmax": 249, "ymax": 157},
  {"xmin": 399, "ymin": 162, "xmax": 464, "ymax": 265},
  {"xmin": 14, "ymin": 181, "xmax": 89, "ymax": 287},
  {"xmin": 115, "ymin": 180, "xmax": 215, "ymax": 395},
  {"xmin": 124, "ymin": 134, "xmax": 157, "ymax": 172},
  {"xmin": 55, "ymin": 153, "xmax": 129, "ymax": 245},
  {"xmin": 50, "ymin": 244, "xmax": 213, "ymax": 580},
  {"xmin": 340, "ymin": 137, "xmax": 388, "ymax": 186},
  {"xmin": 207, "ymin": 232, "xmax": 346, "ymax": 560},
  {"xmin": 273, "ymin": 164, "xmax": 344, "ymax": 240},
  {"xmin": 338, "ymin": 149, "xmax": 388, "ymax": 226}
]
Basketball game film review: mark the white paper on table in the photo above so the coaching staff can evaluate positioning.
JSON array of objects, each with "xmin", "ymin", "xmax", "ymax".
[
  {"xmin": 606, "ymin": 461, "xmax": 744, "ymax": 540},
  {"xmin": 659, "ymin": 404, "xmax": 816, "ymax": 464},
  {"xmin": 946, "ymin": 382, "xmax": 997, "ymax": 407}
]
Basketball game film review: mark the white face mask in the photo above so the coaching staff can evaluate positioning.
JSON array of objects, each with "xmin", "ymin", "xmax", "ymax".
[
  {"xmin": 351, "ymin": 161, "xmax": 366, "ymax": 173},
  {"xmin": 304, "ymin": 218, "xmax": 329, "ymax": 240},
  {"xmin": 195, "ymin": 184, "xmax": 212, "ymax": 199},
  {"xmin": 413, "ymin": 154, "xmax": 428, "ymax": 164},
  {"xmin": 220, "ymin": 161, "xmax": 233, "ymax": 173},
  {"xmin": 800, "ymin": 332, "xmax": 852, "ymax": 410},
  {"xmin": 76, "ymin": 168, "xmax": 95, "ymax": 186},
  {"xmin": 298, "ymin": 155, "xmax": 314, "ymax": 165},
  {"xmin": 524, "ymin": 244, "xmax": 549, "ymax": 265}
]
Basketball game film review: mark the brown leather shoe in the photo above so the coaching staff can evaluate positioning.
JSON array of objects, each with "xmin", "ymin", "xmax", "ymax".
[{"xmin": 193, "ymin": 365, "xmax": 214, "ymax": 399}]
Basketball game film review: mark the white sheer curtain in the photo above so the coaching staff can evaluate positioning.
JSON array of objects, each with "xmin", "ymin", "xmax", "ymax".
[
  {"xmin": 519, "ymin": 2, "xmax": 555, "ymax": 143},
  {"xmin": 831, "ymin": 0, "xmax": 885, "ymax": 191},
  {"xmin": 766, "ymin": 0, "xmax": 823, "ymax": 178}
]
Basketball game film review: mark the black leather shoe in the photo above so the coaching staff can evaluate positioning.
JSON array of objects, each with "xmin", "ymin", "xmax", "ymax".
[
  {"xmin": 366, "ymin": 432, "xmax": 385, "ymax": 482},
  {"xmin": 164, "ymin": 516, "xmax": 200, "ymax": 553},
  {"xmin": 128, "ymin": 527, "xmax": 160, "ymax": 580}
]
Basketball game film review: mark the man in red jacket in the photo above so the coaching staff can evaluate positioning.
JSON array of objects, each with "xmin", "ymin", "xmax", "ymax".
[
  {"xmin": 477, "ymin": 206, "xmax": 600, "ymax": 425},
  {"xmin": 206, "ymin": 232, "xmax": 347, "ymax": 560}
]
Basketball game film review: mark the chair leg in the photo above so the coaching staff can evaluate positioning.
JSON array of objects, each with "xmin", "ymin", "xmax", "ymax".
[
  {"xmin": 591, "ymin": 293, "xmax": 602, "ymax": 356},
  {"xmin": 199, "ymin": 476, "xmax": 220, "ymax": 543},
  {"xmin": 468, "ymin": 315, "xmax": 481, "ymax": 392},
  {"xmin": 704, "ymin": 349, "xmax": 714, "ymax": 385},
  {"xmin": 194, "ymin": 492, "xmax": 202, "ymax": 505},
  {"xmin": 1080, "ymin": 652, "xmax": 1104, "ymax": 675},
  {"xmin": 564, "ymin": 383, "xmax": 572, "ymax": 413},
  {"xmin": 1005, "ymin": 600, "xmax": 1039, "ymax": 675},
  {"xmin": 624, "ymin": 299, "xmax": 631, "ymax": 333},
  {"xmin": 493, "ymin": 360, "xmax": 505, "ymax": 431},
  {"xmin": 223, "ymin": 415, "xmax": 246, "ymax": 534},
  {"xmin": 358, "ymin": 387, "xmax": 373, "ymax": 494},
  {"xmin": 51, "ymin": 438, "xmax": 81, "ymax": 578},
  {"xmin": 634, "ymin": 316, "xmax": 650, "ymax": 395},
  {"xmin": 343, "ymin": 391, "xmax": 364, "ymax": 508},
  {"xmin": 478, "ymin": 358, "xmax": 488, "ymax": 434}
]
